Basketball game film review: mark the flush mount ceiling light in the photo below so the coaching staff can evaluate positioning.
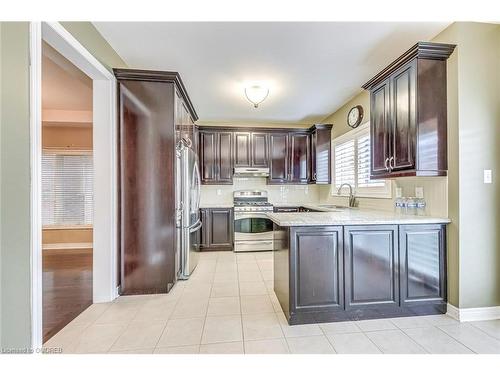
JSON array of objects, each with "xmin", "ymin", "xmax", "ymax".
[{"xmin": 244, "ymin": 85, "xmax": 269, "ymax": 108}]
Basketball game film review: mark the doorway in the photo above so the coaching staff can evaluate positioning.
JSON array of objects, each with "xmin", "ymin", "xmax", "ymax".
[
  {"xmin": 41, "ymin": 41, "xmax": 94, "ymax": 342},
  {"xmin": 30, "ymin": 22, "xmax": 118, "ymax": 349}
]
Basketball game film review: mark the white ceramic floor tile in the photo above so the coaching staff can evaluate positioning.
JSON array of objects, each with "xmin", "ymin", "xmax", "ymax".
[
  {"xmin": 403, "ymin": 327, "xmax": 473, "ymax": 354},
  {"xmin": 238, "ymin": 271, "xmax": 263, "ymax": 282},
  {"xmin": 470, "ymin": 319, "xmax": 500, "ymax": 341},
  {"xmin": 109, "ymin": 348, "xmax": 154, "ymax": 354},
  {"xmin": 242, "ymin": 313, "xmax": 284, "ymax": 341},
  {"xmin": 286, "ymin": 335, "xmax": 335, "ymax": 354},
  {"xmin": 354, "ymin": 318, "xmax": 397, "ymax": 332},
  {"xmin": 276, "ymin": 312, "xmax": 323, "ymax": 338},
  {"xmin": 254, "ymin": 252, "xmax": 273, "ymax": 261},
  {"xmin": 237, "ymin": 262, "xmax": 260, "ymax": 272},
  {"xmin": 211, "ymin": 282, "xmax": 240, "ymax": 298},
  {"xmin": 239, "ymin": 281, "xmax": 268, "ymax": 296},
  {"xmin": 326, "ymin": 332, "xmax": 381, "ymax": 354},
  {"xmin": 244, "ymin": 338, "xmax": 289, "ymax": 354},
  {"xmin": 207, "ymin": 297, "xmax": 241, "ymax": 316},
  {"xmin": 171, "ymin": 297, "xmax": 208, "ymax": 318},
  {"xmin": 132, "ymin": 298, "xmax": 177, "ymax": 322},
  {"xmin": 114, "ymin": 294, "xmax": 156, "ymax": 304},
  {"xmin": 365, "ymin": 330, "xmax": 426, "ymax": 354},
  {"xmin": 422, "ymin": 314, "xmax": 460, "ymax": 326},
  {"xmin": 390, "ymin": 316, "xmax": 433, "ymax": 329},
  {"xmin": 110, "ymin": 322, "xmax": 166, "ymax": 351},
  {"xmin": 438, "ymin": 323, "xmax": 500, "ymax": 354},
  {"xmin": 240, "ymin": 295, "xmax": 275, "ymax": 314},
  {"xmin": 319, "ymin": 321, "xmax": 361, "ymax": 335},
  {"xmin": 157, "ymin": 317, "xmax": 205, "ymax": 347},
  {"xmin": 94, "ymin": 303, "xmax": 140, "ymax": 324},
  {"xmin": 70, "ymin": 303, "xmax": 112, "ymax": 325},
  {"xmin": 73, "ymin": 324, "xmax": 127, "ymax": 353},
  {"xmin": 43, "ymin": 323, "xmax": 88, "ymax": 353},
  {"xmin": 200, "ymin": 341, "xmax": 244, "ymax": 354},
  {"xmin": 154, "ymin": 345, "xmax": 200, "ymax": 354},
  {"xmin": 202, "ymin": 315, "xmax": 243, "ymax": 344}
]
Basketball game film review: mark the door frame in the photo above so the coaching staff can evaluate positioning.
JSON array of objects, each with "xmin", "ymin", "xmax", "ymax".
[{"xmin": 30, "ymin": 22, "xmax": 118, "ymax": 348}]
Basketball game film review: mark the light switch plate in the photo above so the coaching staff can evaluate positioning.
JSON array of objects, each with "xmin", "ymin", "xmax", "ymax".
[
  {"xmin": 415, "ymin": 187, "xmax": 424, "ymax": 199},
  {"xmin": 484, "ymin": 169, "xmax": 492, "ymax": 184},
  {"xmin": 216, "ymin": 189, "xmax": 222, "ymax": 196}
]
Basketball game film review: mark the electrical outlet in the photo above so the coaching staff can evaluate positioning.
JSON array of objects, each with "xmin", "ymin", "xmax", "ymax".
[
  {"xmin": 415, "ymin": 187, "xmax": 424, "ymax": 199},
  {"xmin": 484, "ymin": 169, "xmax": 492, "ymax": 184},
  {"xmin": 217, "ymin": 189, "xmax": 222, "ymax": 196}
]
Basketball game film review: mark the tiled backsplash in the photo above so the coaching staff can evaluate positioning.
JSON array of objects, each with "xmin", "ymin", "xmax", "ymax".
[
  {"xmin": 200, "ymin": 178, "xmax": 320, "ymax": 206},
  {"xmin": 201, "ymin": 176, "xmax": 448, "ymax": 217}
]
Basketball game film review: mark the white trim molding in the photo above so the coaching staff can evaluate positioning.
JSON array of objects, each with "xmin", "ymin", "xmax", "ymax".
[
  {"xmin": 30, "ymin": 21, "xmax": 118, "ymax": 349},
  {"xmin": 447, "ymin": 303, "xmax": 500, "ymax": 322},
  {"xmin": 29, "ymin": 21, "xmax": 43, "ymax": 350}
]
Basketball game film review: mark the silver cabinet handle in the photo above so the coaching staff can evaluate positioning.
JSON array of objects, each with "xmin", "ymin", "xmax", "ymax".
[
  {"xmin": 384, "ymin": 158, "xmax": 389, "ymax": 171},
  {"xmin": 389, "ymin": 156, "xmax": 394, "ymax": 170}
]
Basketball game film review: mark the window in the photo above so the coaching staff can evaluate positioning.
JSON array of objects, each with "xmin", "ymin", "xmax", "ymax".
[
  {"xmin": 332, "ymin": 123, "xmax": 391, "ymax": 198},
  {"xmin": 42, "ymin": 150, "xmax": 93, "ymax": 226}
]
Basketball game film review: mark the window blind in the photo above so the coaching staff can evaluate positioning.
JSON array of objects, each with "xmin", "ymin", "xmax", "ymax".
[
  {"xmin": 357, "ymin": 134, "xmax": 385, "ymax": 188},
  {"xmin": 334, "ymin": 139, "xmax": 355, "ymax": 188},
  {"xmin": 42, "ymin": 152, "xmax": 93, "ymax": 226}
]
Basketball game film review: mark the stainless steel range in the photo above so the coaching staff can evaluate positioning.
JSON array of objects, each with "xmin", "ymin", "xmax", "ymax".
[{"xmin": 233, "ymin": 190, "xmax": 274, "ymax": 252}]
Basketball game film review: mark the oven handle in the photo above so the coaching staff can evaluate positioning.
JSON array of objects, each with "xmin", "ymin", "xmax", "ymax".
[
  {"xmin": 234, "ymin": 213, "xmax": 272, "ymax": 220},
  {"xmin": 235, "ymin": 240, "xmax": 274, "ymax": 245}
]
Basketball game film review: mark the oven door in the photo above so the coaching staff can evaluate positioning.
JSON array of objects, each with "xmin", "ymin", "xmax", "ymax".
[{"xmin": 234, "ymin": 212, "xmax": 274, "ymax": 241}]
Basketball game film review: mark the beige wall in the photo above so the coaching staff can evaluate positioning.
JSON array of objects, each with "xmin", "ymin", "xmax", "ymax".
[
  {"xmin": 42, "ymin": 124, "xmax": 93, "ymax": 150},
  {"xmin": 433, "ymin": 22, "xmax": 500, "ymax": 309},
  {"xmin": 0, "ymin": 22, "xmax": 32, "ymax": 349},
  {"xmin": 60, "ymin": 22, "xmax": 126, "ymax": 71}
]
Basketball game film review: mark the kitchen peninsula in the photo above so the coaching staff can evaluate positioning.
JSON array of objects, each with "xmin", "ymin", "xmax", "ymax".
[{"xmin": 269, "ymin": 206, "xmax": 450, "ymax": 325}]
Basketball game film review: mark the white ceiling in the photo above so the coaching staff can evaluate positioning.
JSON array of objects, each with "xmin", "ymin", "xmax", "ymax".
[
  {"xmin": 42, "ymin": 42, "xmax": 92, "ymax": 112},
  {"xmin": 94, "ymin": 22, "xmax": 450, "ymax": 124}
]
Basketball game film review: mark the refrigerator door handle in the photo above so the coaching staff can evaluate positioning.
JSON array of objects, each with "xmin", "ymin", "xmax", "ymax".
[{"xmin": 189, "ymin": 219, "xmax": 202, "ymax": 233}]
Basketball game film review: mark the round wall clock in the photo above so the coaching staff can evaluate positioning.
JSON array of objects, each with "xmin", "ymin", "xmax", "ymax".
[{"xmin": 347, "ymin": 105, "xmax": 364, "ymax": 128}]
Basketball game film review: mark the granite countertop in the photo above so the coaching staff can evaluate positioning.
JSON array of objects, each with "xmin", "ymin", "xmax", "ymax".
[
  {"xmin": 266, "ymin": 208, "xmax": 451, "ymax": 226},
  {"xmin": 199, "ymin": 203, "xmax": 233, "ymax": 208}
]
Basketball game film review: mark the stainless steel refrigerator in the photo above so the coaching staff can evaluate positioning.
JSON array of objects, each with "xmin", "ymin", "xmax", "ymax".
[{"xmin": 176, "ymin": 140, "xmax": 201, "ymax": 280}]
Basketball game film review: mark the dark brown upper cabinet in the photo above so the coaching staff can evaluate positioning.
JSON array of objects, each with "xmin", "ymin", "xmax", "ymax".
[
  {"xmin": 289, "ymin": 133, "xmax": 310, "ymax": 183},
  {"xmin": 251, "ymin": 132, "xmax": 269, "ymax": 167},
  {"xmin": 363, "ymin": 42, "xmax": 456, "ymax": 179},
  {"xmin": 233, "ymin": 131, "xmax": 269, "ymax": 168},
  {"xmin": 199, "ymin": 125, "xmax": 331, "ymax": 185},
  {"xmin": 268, "ymin": 133, "xmax": 289, "ymax": 183},
  {"xmin": 199, "ymin": 130, "xmax": 234, "ymax": 184},
  {"xmin": 310, "ymin": 124, "xmax": 333, "ymax": 184}
]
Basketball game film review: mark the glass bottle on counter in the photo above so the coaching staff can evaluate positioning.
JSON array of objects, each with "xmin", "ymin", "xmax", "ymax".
[
  {"xmin": 405, "ymin": 197, "xmax": 418, "ymax": 215},
  {"xmin": 416, "ymin": 198, "xmax": 427, "ymax": 216}
]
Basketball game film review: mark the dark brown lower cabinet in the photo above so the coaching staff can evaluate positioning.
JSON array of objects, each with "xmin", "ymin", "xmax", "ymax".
[
  {"xmin": 274, "ymin": 223, "xmax": 447, "ymax": 325},
  {"xmin": 291, "ymin": 227, "xmax": 344, "ymax": 314},
  {"xmin": 344, "ymin": 225, "xmax": 399, "ymax": 310},
  {"xmin": 200, "ymin": 208, "xmax": 233, "ymax": 251},
  {"xmin": 399, "ymin": 224, "xmax": 446, "ymax": 309}
]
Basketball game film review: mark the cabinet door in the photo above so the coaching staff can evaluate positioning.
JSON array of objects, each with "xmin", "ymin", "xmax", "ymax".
[
  {"xmin": 290, "ymin": 227, "xmax": 344, "ymax": 312},
  {"xmin": 234, "ymin": 132, "xmax": 251, "ymax": 167},
  {"xmin": 268, "ymin": 133, "xmax": 289, "ymax": 183},
  {"xmin": 370, "ymin": 80, "xmax": 391, "ymax": 178},
  {"xmin": 311, "ymin": 127, "xmax": 331, "ymax": 184},
  {"xmin": 199, "ymin": 208, "xmax": 210, "ymax": 248},
  {"xmin": 399, "ymin": 225, "xmax": 446, "ymax": 305},
  {"xmin": 289, "ymin": 133, "xmax": 310, "ymax": 183},
  {"xmin": 200, "ymin": 132, "xmax": 217, "ymax": 184},
  {"xmin": 217, "ymin": 132, "xmax": 233, "ymax": 184},
  {"xmin": 344, "ymin": 225, "xmax": 399, "ymax": 309},
  {"xmin": 251, "ymin": 132, "xmax": 269, "ymax": 167},
  {"xmin": 209, "ymin": 208, "xmax": 233, "ymax": 249},
  {"xmin": 391, "ymin": 61, "xmax": 416, "ymax": 171}
]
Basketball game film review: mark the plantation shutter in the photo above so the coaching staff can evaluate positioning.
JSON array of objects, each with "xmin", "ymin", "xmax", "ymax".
[
  {"xmin": 334, "ymin": 139, "xmax": 355, "ymax": 188},
  {"xmin": 357, "ymin": 133, "xmax": 384, "ymax": 188}
]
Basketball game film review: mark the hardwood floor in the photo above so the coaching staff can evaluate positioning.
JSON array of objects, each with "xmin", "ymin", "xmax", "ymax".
[{"xmin": 43, "ymin": 247, "xmax": 93, "ymax": 343}]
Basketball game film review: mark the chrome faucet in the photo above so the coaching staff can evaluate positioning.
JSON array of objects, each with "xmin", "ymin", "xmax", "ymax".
[{"xmin": 337, "ymin": 183, "xmax": 356, "ymax": 207}]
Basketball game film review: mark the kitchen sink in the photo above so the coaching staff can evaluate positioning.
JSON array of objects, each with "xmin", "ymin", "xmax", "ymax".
[{"xmin": 317, "ymin": 204, "xmax": 348, "ymax": 210}]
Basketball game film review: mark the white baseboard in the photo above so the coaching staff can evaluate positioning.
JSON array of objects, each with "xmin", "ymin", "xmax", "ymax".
[{"xmin": 447, "ymin": 303, "xmax": 500, "ymax": 322}]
